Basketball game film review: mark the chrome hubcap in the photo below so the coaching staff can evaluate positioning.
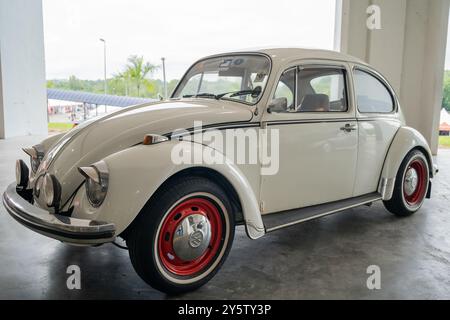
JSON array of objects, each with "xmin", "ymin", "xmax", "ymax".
[
  {"xmin": 172, "ymin": 214, "xmax": 211, "ymax": 261},
  {"xmin": 404, "ymin": 167, "xmax": 419, "ymax": 196}
]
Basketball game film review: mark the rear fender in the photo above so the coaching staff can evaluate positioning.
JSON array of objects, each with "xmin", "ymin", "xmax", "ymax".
[{"xmin": 378, "ymin": 126, "xmax": 434, "ymax": 200}]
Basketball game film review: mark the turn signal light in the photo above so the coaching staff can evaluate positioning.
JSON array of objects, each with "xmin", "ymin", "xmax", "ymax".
[{"xmin": 143, "ymin": 134, "xmax": 169, "ymax": 145}]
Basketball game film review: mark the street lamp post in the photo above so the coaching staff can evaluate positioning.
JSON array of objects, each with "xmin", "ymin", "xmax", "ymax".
[
  {"xmin": 161, "ymin": 57, "xmax": 167, "ymax": 100},
  {"xmin": 99, "ymin": 38, "xmax": 107, "ymax": 113}
]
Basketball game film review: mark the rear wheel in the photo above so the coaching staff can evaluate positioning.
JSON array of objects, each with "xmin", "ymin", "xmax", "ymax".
[
  {"xmin": 127, "ymin": 176, "xmax": 235, "ymax": 294},
  {"xmin": 383, "ymin": 150, "xmax": 429, "ymax": 216}
]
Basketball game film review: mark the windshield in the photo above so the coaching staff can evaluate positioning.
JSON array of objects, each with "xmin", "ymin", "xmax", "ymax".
[{"xmin": 172, "ymin": 55, "xmax": 271, "ymax": 105}]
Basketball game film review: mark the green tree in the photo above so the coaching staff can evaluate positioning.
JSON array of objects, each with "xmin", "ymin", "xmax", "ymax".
[
  {"xmin": 68, "ymin": 75, "xmax": 85, "ymax": 91},
  {"xmin": 123, "ymin": 55, "xmax": 158, "ymax": 96},
  {"xmin": 47, "ymin": 55, "xmax": 175, "ymax": 99}
]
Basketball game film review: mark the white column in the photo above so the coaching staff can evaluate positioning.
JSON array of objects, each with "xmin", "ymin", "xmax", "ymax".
[
  {"xmin": 0, "ymin": 0, "xmax": 48, "ymax": 139},
  {"xmin": 337, "ymin": 0, "xmax": 450, "ymax": 155}
]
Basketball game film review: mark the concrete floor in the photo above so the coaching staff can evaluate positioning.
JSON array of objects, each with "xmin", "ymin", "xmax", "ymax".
[{"xmin": 1, "ymin": 135, "xmax": 450, "ymax": 299}]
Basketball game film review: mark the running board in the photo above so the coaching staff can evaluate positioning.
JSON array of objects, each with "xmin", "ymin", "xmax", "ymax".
[{"xmin": 263, "ymin": 192, "xmax": 382, "ymax": 233}]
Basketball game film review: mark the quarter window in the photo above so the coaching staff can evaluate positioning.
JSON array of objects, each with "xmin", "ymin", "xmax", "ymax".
[
  {"xmin": 353, "ymin": 69, "xmax": 394, "ymax": 113},
  {"xmin": 273, "ymin": 68, "xmax": 296, "ymax": 111}
]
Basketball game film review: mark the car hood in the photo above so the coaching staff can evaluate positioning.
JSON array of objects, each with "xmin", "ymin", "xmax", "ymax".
[{"xmin": 35, "ymin": 99, "xmax": 254, "ymax": 208}]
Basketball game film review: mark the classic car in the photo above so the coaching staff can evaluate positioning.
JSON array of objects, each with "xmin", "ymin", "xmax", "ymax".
[{"xmin": 2, "ymin": 48, "xmax": 438, "ymax": 294}]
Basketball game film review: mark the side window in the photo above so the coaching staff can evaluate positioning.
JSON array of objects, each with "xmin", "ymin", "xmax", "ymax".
[
  {"xmin": 297, "ymin": 68, "xmax": 347, "ymax": 112},
  {"xmin": 353, "ymin": 69, "xmax": 394, "ymax": 113},
  {"xmin": 272, "ymin": 68, "xmax": 296, "ymax": 112}
]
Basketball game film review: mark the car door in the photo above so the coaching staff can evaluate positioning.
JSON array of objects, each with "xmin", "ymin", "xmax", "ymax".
[{"xmin": 259, "ymin": 62, "xmax": 358, "ymax": 214}]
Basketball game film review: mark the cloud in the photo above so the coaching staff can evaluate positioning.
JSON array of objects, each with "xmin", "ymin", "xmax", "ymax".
[{"xmin": 43, "ymin": 0, "xmax": 336, "ymax": 80}]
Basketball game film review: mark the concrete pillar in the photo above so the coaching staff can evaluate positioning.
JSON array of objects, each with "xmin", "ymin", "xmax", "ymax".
[
  {"xmin": 0, "ymin": 0, "xmax": 47, "ymax": 139},
  {"xmin": 337, "ymin": 0, "xmax": 450, "ymax": 154}
]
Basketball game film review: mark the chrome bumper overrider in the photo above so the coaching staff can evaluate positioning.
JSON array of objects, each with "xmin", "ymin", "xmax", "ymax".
[{"xmin": 2, "ymin": 182, "xmax": 115, "ymax": 244}]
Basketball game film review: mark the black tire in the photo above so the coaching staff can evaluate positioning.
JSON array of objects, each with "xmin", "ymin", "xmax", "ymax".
[
  {"xmin": 127, "ymin": 176, "xmax": 235, "ymax": 294},
  {"xmin": 383, "ymin": 149, "xmax": 429, "ymax": 217}
]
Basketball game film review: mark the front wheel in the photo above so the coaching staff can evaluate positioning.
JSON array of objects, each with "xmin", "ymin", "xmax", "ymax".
[
  {"xmin": 383, "ymin": 149, "xmax": 430, "ymax": 217},
  {"xmin": 127, "ymin": 177, "xmax": 235, "ymax": 294}
]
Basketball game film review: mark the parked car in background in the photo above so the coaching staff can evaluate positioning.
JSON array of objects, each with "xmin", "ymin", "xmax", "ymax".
[{"xmin": 3, "ymin": 48, "xmax": 437, "ymax": 294}]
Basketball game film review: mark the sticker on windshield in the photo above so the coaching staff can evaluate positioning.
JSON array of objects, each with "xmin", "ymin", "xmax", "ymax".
[
  {"xmin": 219, "ymin": 59, "xmax": 233, "ymax": 70},
  {"xmin": 233, "ymin": 58, "xmax": 244, "ymax": 65}
]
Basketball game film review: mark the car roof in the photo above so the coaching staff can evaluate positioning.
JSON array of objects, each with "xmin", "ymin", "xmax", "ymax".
[{"xmin": 205, "ymin": 47, "xmax": 368, "ymax": 65}]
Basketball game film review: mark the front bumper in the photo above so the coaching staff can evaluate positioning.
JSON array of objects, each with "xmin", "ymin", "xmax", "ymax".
[{"xmin": 2, "ymin": 182, "xmax": 115, "ymax": 245}]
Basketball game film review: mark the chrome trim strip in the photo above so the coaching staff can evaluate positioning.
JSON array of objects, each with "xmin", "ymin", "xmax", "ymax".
[
  {"xmin": 2, "ymin": 183, "xmax": 115, "ymax": 243},
  {"xmin": 266, "ymin": 118, "xmax": 356, "ymax": 126},
  {"xmin": 357, "ymin": 117, "xmax": 402, "ymax": 122},
  {"xmin": 299, "ymin": 63, "xmax": 347, "ymax": 70},
  {"xmin": 167, "ymin": 122, "xmax": 260, "ymax": 139},
  {"xmin": 265, "ymin": 194, "xmax": 382, "ymax": 233}
]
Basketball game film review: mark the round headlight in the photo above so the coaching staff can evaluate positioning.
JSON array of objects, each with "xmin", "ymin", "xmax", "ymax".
[
  {"xmin": 86, "ymin": 177, "xmax": 107, "ymax": 207},
  {"xmin": 15, "ymin": 159, "xmax": 30, "ymax": 188},
  {"xmin": 78, "ymin": 161, "xmax": 109, "ymax": 208},
  {"xmin": 42, "ymin": 174, "xmax": 61, "ymax": 207}
]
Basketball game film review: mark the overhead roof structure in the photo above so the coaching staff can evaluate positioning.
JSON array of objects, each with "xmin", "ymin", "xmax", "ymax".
[{"xmin": 47, "ymin": 88, "xmax": 155, "ymax": 107}]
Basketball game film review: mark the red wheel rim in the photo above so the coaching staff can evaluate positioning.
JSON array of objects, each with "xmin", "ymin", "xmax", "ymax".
[
  {"xmin": 157, "ymin": 197, "xmax": 224, "ymax": 276},
  {"xmin": 403, "ymin": 159, "xmax": 427, "ymax": 206}
]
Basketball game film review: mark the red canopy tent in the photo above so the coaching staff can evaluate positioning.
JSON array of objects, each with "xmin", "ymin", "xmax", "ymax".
[{"xmin": 440, "ymin": 122, "xmax": 450, "ymax": 132}]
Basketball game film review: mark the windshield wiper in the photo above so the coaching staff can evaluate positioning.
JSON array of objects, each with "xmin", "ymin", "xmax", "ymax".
[
  {"xmin": 216, "ymin": 86, "xmax": 262, "ymax": 100},
  {"xmin": 183, "ymin": 93, "xmax": 218, "ymax": 99},
  {"xmin": 183, "ymin": 86, "xmax": 262, "ymax": 101}
]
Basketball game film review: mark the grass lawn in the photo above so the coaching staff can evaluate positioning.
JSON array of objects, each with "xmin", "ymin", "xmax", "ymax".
[
  {"xmin": 48, "ymin": 122, "xmax": 74, "ymax": 132},
  {"xmin": 439, "ymin": 136, "xmax": 450, "ymax": 148}
]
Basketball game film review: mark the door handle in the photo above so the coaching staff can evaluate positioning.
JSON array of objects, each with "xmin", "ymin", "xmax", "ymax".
[{"xmin": 340, "ymin": 123, "xmax": 357, "ymax": 132}]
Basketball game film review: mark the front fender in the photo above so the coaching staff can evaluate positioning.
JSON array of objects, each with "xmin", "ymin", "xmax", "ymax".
[
  {"xmin": 378, "ymin": 126, "xmax": 434, "ymax": 200},
  {"xmin": 71, "ymin": 140, "xmax": 265, "ymax": 240}
]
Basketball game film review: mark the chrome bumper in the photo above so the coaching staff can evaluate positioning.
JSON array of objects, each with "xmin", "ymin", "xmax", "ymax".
[{"xmin": 2, "ymin": 182, "xmax": 115, "ymax": 245}]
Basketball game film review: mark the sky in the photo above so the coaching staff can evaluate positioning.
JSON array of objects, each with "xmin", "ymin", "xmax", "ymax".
[{"xmin": 42, "ymin": 0, "xmax": 337, "ymax": 81}]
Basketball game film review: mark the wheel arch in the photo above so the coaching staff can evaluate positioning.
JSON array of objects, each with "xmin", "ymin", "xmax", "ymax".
[
  {"xmin": 152, "ymin": 167, "xmax": 244, "ymax": 223},
  {"xmin": 378, "ymin": 126, "xmax": 434, "ymax": 200},
  {"xmin": 121, "ymin": 167, "xmax": 253, "ymax": 241}
]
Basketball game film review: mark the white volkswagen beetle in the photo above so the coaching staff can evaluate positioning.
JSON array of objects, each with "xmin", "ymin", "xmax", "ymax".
[{"xmin": 3, "ymin": 48, "xmax": 438, "ymax": 294}]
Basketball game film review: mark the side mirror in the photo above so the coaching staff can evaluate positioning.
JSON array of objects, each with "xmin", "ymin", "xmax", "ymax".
[{"xmin": 267, "ymin": 97, "xmax": 287, "ymax": 113}]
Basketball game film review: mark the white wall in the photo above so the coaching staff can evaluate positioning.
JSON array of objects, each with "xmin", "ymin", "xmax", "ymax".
[
  {"xmin": 0, "ymin": 0, "xmax": 47, "ymax": 139},
  {"xmin": 338, "ymin": 0, "xmax": 450, "ymax": 154}
]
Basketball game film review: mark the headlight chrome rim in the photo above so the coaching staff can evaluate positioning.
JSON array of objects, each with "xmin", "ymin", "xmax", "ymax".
[
  {"xmin": 34, "ymin": 175, "xmax": 43, "ymax": 197},
  {"xmin": 78, "ymin": 161, "xmax": 109, "ymax": 208},
  {"xmin": 42, "ymin": 173, "xmax": 62, "ymax": 208},
  {"xmin": 15, "ymin": 159, "xmax": 30, "ymax": 188}
]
